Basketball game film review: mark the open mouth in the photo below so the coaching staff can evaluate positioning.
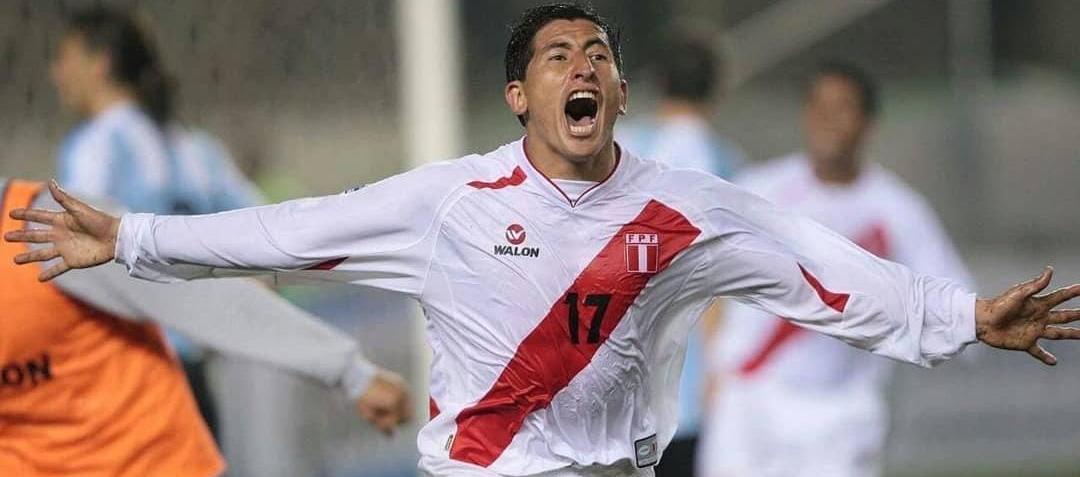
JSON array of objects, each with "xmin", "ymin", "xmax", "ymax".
[{"xmin": 564, "ymin": 91, "xmax": 599, "ymax": 137}]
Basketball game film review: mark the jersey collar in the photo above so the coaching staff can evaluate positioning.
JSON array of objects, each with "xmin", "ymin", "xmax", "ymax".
[{"xmin": 514, "ymin": 137, "xmax": 628, "ymax": 209}]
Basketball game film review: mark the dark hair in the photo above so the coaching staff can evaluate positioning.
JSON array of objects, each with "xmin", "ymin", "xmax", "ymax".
[
  {"xmin": 807, "ymin": 61, "xmax": 879, "ymax": 118},
  {"xmin": 505, "ymin": 2, "xmax": 622, "ymax": 125},
  {"xmin": 66, "ymin": 6, "xmax": 175, "ymax": 126},
  {"xmin": 658, "ymin": 36, "xmax": 720, "ymax": 102}
]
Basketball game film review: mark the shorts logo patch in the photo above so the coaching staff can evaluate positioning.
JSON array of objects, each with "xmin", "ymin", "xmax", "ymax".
[
  {"xmin": 625, "ymin": 233, "xmax": 659, "ymax": 273},
  {"xmin": 634, "ymin": 434, "xmax": 658, "ymax": 467}
]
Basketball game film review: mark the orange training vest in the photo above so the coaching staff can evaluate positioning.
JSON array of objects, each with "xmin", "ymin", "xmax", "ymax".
[{"xmin": 0, "ymin": 180, "xmax": 225, "ymax": 477}]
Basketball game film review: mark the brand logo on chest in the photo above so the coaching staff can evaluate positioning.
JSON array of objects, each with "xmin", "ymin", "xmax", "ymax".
[
  {"xmin": 625, "ymin": 233, "xmax": 659, "ymax": 273},
  {"xmin": 494, "ymin": 224, "xmax": 540, "ymax": 258}
]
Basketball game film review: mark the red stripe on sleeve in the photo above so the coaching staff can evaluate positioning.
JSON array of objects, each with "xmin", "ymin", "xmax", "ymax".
[
  {"xmin": 737, "ymin": 265, "xmax": 849, "ymax": 377},
  {"xmin": 449, "ymin": 200, "xmax": 700, "ymax": 467},
  {"xmin": 738, "ymin": 226, "xmax": 890, "ymax": 376},
  {"xmin": 798, "ymin": 264, "xmax": 849, "ymax": 313},
  {"xmin": 305, "ymin": 257, "xmax": 347, "ymax": 270},
  {"xmin": 468, "ymin": 167, "xmax": 526, "ymax": 190},
  {"xmin": 430, "ymin": 397, "xmax": 440, "ymax": 421}
]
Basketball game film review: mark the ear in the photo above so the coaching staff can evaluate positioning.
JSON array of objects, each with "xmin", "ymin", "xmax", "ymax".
[
  {"xmin": 617, "ymin": 79, "xmax": 629, "ymax": 115},
  {"xmin": 505, "ymin": 80, "xmax": 528, "ymax": 117}
]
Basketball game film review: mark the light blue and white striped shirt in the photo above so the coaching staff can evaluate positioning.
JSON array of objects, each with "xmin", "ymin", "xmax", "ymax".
[
  {"xmin": 58, "ymin": 102, "xmax": 173, "ymax": 213},
  {"xmin": 58, "ymin": 102, "xmax": 265, "ymax": 358},
  {"xmin": 57, "ymin": 102, "xmax": 263, "ymax": 214}
]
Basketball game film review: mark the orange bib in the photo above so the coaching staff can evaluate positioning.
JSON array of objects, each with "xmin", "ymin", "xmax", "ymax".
[{"xmin": 0, "ymin": 180, "xmax": 224, "ymax": 477}]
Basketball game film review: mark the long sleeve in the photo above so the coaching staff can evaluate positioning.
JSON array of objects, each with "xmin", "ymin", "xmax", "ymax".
[
  {"xmin": 32, "ymin": 195, "xmax": 377, "ymax": 399},
  {"xmin": 51, "ymin": 265, "xmax": 377, "ymax": 399},
  {"xmin": 114, "ymin": 160, "xmax": 466, "ymax": 296},
  {"xmin": 693, "ymin": 180, "xmax": 977, "ymax": 367}
]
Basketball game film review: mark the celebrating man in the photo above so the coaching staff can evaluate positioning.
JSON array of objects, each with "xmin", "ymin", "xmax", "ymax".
[{"xmin": 7, "ymin": 4, "xmax": 1080, "ymax": 477}]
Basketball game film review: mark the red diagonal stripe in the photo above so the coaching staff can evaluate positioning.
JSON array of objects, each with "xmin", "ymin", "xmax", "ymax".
[
  {"xmin": 449, "ymin": 200, "xmax": 700, "ymax": 467},
  {"xmin": 853, "ymin": 223, "xmax": 891, "ymax": 259},
  {"xmin": 738, "ymin": 320, "xmax": 804, "ymax": 376}
]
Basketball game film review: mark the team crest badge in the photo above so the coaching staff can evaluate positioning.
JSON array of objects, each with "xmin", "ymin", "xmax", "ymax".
[{"xmin": 625, "ymin": 233, "xmax": 659, "ymax": 273}]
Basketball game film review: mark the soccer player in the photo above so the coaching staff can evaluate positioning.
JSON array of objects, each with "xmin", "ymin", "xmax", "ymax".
[
  {"xmin": 7, "ymin": 4, "xmax": 1080, "ymax": 477},
  {"xmin": 617, "ymin": 30, "xmax": 745, "ymax": 178},
  {"xmin": 0, "ymin": 179, "xmax": 410, "ymax": 476},
  {"xmin": 696, "ymin": 62, "xmax": 973, "ymax": 477},
  {"xmin": 50, "ymin": 6, "xmax": 271, "ymax": 434},
  {"xmin": 52, "ymin": 6, "xmax": 177, "ymax": 213}
]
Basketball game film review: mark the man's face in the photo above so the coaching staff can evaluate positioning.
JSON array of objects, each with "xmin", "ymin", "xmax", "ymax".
[
  {"xmin": 50, "ymin": 33, "xmax": 105, "ymax": 117},
  {"xmin": 505, "ymin": 19, "xmax": 628, "ymax": 162},
  {"xmin": 802, "ymin": 75, "xmax": 872, "ymax": 166}
]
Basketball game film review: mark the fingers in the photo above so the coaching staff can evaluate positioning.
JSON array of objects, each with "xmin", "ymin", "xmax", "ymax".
[
  {"xmin": 38, "ymin": 262, "xmax": 70, "ymax": 282},
  {"xmin": 1016, "ymin": 266, "xmax": 1054, "ymax": 299},
  {"xmin": 1049, "ymin": 308, "xmax": 1080, "ymax": 325},
  {"xmin": 1039, "ymin": 284, "xmax": 1080, "ymax": 308},
  {"xmin": 1041, "ymin": 326, "xmax": 1080, "ymax": 340},
  {"xmin": 13, "ymin": 247, "xmax": 60, "ymax": 265},
  {"xmin": 8, "ymin": 208, "xmax": 61, "ymax": 226},
  {"xmin": 48, "ymin": 180, "xmax": 84, "ymax": 213},
  {"xmin": 4, "ymin": 229, "xmax": 54, "ymax": 244},
  {"xmin": 368, "ymin": 406, "xmax": 403, "ymax": 437},
  {"xmin": 1027, "ymin": 344, "xmax": 1058, "ymax": 366}
]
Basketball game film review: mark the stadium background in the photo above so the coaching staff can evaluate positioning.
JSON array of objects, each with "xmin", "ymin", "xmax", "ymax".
[{"xmin": 1, "ymin": 0, "xmax": 1078, "ymax": 475}]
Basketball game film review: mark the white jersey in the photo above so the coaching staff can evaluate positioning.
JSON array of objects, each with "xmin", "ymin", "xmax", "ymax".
[
  {"xmin": 113, "ymin": 139, "xmax": 976, "ymax": 477},
  {"xmin": 699, "ymin": 153, "xmax": 972, "ymax": 477}
]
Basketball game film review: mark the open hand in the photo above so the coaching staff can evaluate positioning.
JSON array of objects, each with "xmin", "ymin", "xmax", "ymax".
[
  {"xmin": 976, "ymin": 267, "xmax": 1080, "ymax": 365},
  {"xmin": 355, "ymin": 370, "xmax": 412, "ymax": 436},
  {"xmin": 3, "ymin": 180, "xmax": 120, "ymax": 281}
]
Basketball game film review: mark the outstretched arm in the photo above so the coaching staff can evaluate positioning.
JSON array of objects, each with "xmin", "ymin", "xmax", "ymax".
[
  {"xmin": 7, "ymin": 162, "xmax": 460, "ymax": 294},
  {"xmin": 698, "ymin": 183, "xmax": 1080, "ymax": 366},
  {"xmin": 15, "ymin": 189, "xmax": 413, "ymax": 434}
]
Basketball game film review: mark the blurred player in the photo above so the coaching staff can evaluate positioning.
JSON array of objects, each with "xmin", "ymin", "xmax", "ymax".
[
  {"xmin": 0, "ymin": 178, "xmax": 409, "ymax": 476},
  {"xmin": 9, "ymin": 4, "xmax": 1080, "ymax": 477},
  {"xmin": 49, "ymin": 5, "xmax": 269, "ymax": 435},
  {"xmin": 696, "ymin": 61, "xmax": 973, "ymax": 477},
  {"xmin": 617, "ymin": 30, "xmax": 745, "ymax": 477},
  {"xmin": 51, "ymin": 6, "xmax": 176, "ymax": 213},
  {"xmin": 618, "ymin": 30, "xmax": 744, "ymax": 178}
]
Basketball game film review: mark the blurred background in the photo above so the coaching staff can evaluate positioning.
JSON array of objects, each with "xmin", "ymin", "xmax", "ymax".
[{"xmin": 1, "ymin": 0, "xmax": 1078, "ymax": 476}]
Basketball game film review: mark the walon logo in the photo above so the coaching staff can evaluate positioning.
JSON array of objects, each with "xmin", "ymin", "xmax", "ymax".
[{"xmin": 495, "ymin": 224, "xmax": 540, "ymax": 258}]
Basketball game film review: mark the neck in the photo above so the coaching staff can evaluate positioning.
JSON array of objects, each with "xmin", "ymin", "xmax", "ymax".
[
  {"xmin": 656, "ymin": 99, "xmax": 709, "ymax": 121},
  {"xmin": 810, "ymin": 154, "xmax": 861, "ymax": 185},
  {"xmin": 86, "ymin": 85, "xmax": 135, "ymax": 118},
  {"xmin": 524, "ymin": 136, "xmax": 618, "ymax": 181}
]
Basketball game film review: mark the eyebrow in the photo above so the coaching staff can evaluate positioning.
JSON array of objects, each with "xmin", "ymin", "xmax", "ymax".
[
  {"xmin": 583, "ymin": 38, "xmax": 610, "ymax": 51},
  {"xmin": 539, "ymin": 36, "xmax": 611, "ymax": 54},
  {"xmin": 541, "ymin": 40, "xmax": 574, "ymax": 52}
]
